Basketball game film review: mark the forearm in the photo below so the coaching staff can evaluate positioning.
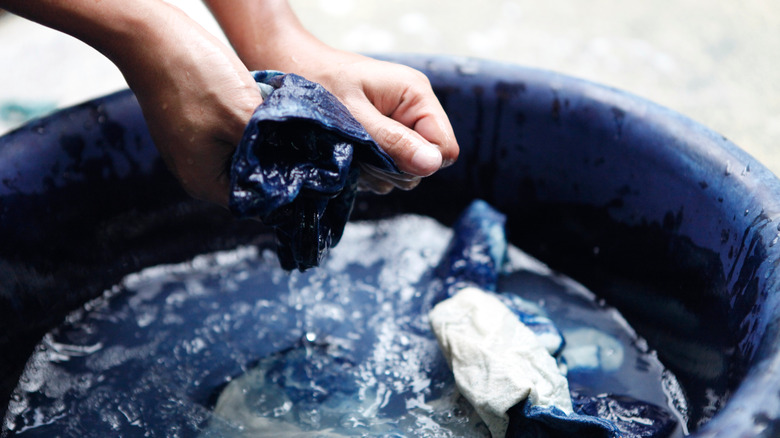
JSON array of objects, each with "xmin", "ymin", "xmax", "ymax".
[
  {"xmin": 2, "ymin": 0, "xmax": 263, "ymax": 206},
  {"xmin": 202, "ymin": 0, "xmax": 458, "ymax": 181},
  {"xmin": 204, "ymin": 0, "xmax": 328, "ymax": 71}
]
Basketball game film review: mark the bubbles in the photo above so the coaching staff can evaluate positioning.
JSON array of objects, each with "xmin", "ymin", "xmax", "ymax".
[{"xmin": 5, "ymin": 215, "xmax": 685, "ymax": 437}]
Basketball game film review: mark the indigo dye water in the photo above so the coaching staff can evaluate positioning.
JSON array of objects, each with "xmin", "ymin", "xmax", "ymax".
[{"xmin": 3, "ymin": 214, "xmax": 688, "ymax": 437}]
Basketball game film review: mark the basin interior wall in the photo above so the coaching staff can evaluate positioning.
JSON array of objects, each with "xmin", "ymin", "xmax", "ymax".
[{"xmin": 2, "ymin": 55, "xmax": 780, "ymax": 437}]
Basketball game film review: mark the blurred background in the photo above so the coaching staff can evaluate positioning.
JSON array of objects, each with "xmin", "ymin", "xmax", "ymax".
[{"xmin": 1, "ymin": 1, "xmax": 778, "ymax": 175}]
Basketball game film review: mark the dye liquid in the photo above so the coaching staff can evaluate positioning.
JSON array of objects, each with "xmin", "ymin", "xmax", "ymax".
[{"xmin": 3, "ymin": 215, "xmax": 688, "ymax": 437}]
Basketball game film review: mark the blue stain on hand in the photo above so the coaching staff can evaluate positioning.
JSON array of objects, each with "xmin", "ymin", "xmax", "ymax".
[{"xmin": 229, "ymin": 71, "xmax": 400, "ymax": 271}]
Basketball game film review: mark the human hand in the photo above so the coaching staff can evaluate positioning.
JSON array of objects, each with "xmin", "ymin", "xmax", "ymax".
[
  {"xmin": 276, "ymin": 49, "xmax": 461, "ymax": 194},
  {"xmin": 1, "ymin": 0, "xmax": 264, "ymax": 207},
  {"xmin": 206, "ymin": 0, "xmax": 459, "ymax": 194},
  {"xmin": 114, "ymin": 4, "xmax": 263, "ymax": 206}
]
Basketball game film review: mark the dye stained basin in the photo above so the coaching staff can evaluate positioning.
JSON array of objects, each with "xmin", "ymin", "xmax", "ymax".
[{"xmin": 1, "ymin": 55, "xmax": 779, "ymax": 437}]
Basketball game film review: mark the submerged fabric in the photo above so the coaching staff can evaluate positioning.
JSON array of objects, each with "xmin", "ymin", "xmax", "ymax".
[
  {"xmin": 435, "ymin": 199, "xmax": 566, "ymax": 356},
  {"xmin": 571, "ymin": 391, "xmax": 678, "ymax": 438},
  {"xmin": 435, "ymin": 198, "xmax": 507, "ymax": 294},
  {"xmin": 229, "ymin": 71, "xmax": 400, "ymax": 271},
  {"xmin": 433, "ymin": 200, "xmax": 676, "ymax": 438},
  {"xmin": 429, "ymin": 287, "xmax": 573, "ymax": 438}
]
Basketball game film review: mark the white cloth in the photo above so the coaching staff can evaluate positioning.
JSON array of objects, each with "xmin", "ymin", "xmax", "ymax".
[{"xmin": 429, "ymin": 287, "xmax": 573, "ymax": 438}]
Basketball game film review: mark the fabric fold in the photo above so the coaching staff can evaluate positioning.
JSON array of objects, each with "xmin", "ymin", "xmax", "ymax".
[
  {"xmin": 229, "ymin": 71, "xmax": 400, "ymax": 271},
  {"xmin": 431, "ymin": 200, "xmax": 676, "ymax": 438}
]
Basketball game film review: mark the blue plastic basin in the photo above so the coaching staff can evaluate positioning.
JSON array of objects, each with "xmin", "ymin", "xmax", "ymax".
[{"xmin": 2, "ymin": 55, "xmax": 779, "ymax": 437}]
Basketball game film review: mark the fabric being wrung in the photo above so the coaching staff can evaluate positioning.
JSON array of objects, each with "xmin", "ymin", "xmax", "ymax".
[{"xmin": 229, "ymin": 71, "xmax": 400, "ymax": 271}]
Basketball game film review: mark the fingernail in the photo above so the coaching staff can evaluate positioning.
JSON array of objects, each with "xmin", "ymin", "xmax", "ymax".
[{"xmin": 410, "ymin": 145, "xmax": 442, "ymax": 174}]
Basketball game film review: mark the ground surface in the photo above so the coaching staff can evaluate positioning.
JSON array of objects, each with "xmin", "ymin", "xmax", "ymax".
[{"xmin": 1, "ymin": 1, "xmax": 777, "ymax": 175}]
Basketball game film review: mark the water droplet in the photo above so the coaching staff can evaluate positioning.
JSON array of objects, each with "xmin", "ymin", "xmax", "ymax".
[
  {"xmin": 297, "ymin": 407, "xmax": 321, "ymax": 428},
  {"xmin": 339, "ymin": 413, "xmax": 367, "ymax": 428},
  {"xmin": 725, "ymin": 162, "xmax": 732, "ymax": 176},
  {"xmin": 304, "ymin": 331, "xmax": 317, "ymax": 343},
  {"xmin": 772, "ymin": 235, "xmax": 780, "ymax": 247},
  {"xmin": 272, "ymin": 401, "xmax": 292, "ymax": 417}
]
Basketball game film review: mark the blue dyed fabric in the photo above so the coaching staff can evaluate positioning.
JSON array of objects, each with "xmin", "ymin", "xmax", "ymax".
[
  {"xmin": 571, "ymin": 391, "xmax": 677, "ymax": 438},
  {"xmin": 436, "ymin": 199, "xmax": 507, "ymax": 294},
  {"xmin": 506, "ymin": 402, "xmax": 619, "ymax": 438},
  {"xmin": 436, "ymin": 200, "xmax": 566, "ymax": 351},
  {"xmin": 229, "ymin": 71, "xmax": 400, "ymax": 271},
  {"xmin": 506, "ymin": 393, "xmax": 676, "ymax": 438},
  {"xmin": 437, "ymin": 200, "xmax": 675, "ymax": 438}
]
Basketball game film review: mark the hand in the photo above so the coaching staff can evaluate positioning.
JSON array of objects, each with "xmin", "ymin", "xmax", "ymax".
[
  {"xmin": 114, "ymin": 5, "xmax": 262, "ymax": 206},
  {"xmin": 117, "ymin": 5, "xmax": 262, "ymax": 206},
  {"xmin": 1, "ymin": 0, "xmax": 264, "ymax": 206},
  {"xmin": 206, "ymin": 0, "xmax": 459, "ymax": 194},
  {"xmin": 273, "ymin": 49, "xmax": 460, "ymax": 194}
]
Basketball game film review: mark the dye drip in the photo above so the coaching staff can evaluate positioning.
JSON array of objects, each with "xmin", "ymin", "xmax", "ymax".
[{"xmin": 3, "ymin": 214, "xmax": 688, "ymax": 437}]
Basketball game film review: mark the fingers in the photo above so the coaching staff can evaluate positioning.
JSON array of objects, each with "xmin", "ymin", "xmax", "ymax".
[
  {"xmin": 350, "ymin": 65, "xmax": 458, "ymax": 178},
  {"xmin": 358, "ymin": 163, "xmax": 421, "ymax": 193},
  {"xmin": 357, "ymin": 171, "xmax": 395, "ymax": 194},
  {"xmin": 383, "ymin": 77, "xmax": 459, "ymax": 169},
  {"xmin": 410, "ymin": 110, "xmax": 459, "ymax": 168},
  {"xmin": 353, "ymin": 99, "xmax": 443, "ymax": 177}
]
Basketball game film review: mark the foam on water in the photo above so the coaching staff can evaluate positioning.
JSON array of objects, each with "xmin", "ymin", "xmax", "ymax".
[{"xmin": 3, "ymin": 214, "xmax": 688, "ymax": 437}]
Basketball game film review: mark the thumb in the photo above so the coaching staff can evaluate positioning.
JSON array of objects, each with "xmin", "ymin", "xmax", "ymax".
[{"xmin": 352, "ymin": 101, "xmax": 443, "ymax": 177}]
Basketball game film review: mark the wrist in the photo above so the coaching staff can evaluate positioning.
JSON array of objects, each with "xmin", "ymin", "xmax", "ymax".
[
  {"xmin": 107, "ymin": 5, "xmax": 232, "ymax": 98},
  {"xmin": 206, "ymin": 0, "xmax": 329, "ymax": 72},
  {"xmin": 99, "ymin": 4, "xmax": 191, "ymax": 79}
]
